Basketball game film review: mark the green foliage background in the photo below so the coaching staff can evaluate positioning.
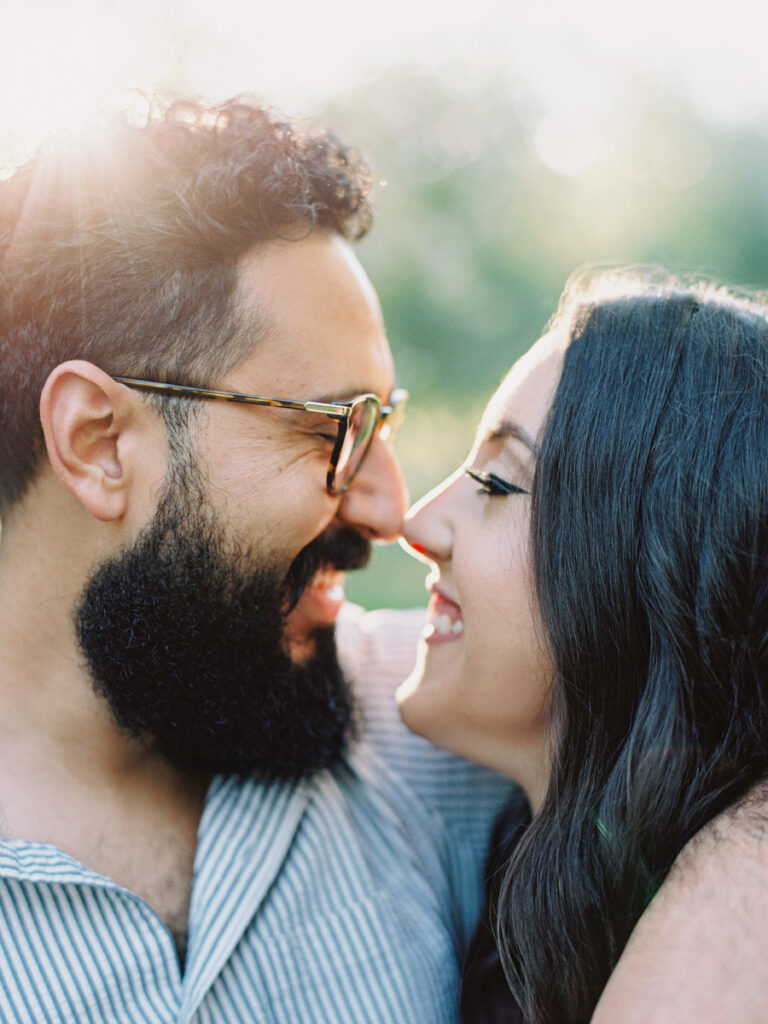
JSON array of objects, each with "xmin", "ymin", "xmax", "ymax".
[{"xmin": 316, "ymin": 72, "xmax": 768, "ymax": 610}]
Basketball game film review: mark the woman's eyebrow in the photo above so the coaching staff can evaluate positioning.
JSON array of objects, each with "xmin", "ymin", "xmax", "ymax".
[{"xmin": 489, "ymin": 420, "xmax": 540, "ymax": 456}]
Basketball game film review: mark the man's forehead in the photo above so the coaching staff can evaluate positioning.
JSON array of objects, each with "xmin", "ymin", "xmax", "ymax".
[
  {"xmin": 236, "ymin": 232, "xmax": 383, "ymax": 326},
  {"xmin": 231, "ymin": 233, "xmax": 394, "ymax": 400}
]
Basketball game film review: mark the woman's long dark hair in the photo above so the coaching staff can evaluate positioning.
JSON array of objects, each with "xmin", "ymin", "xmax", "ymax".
[{"xmin": 465, "ymin": 272, "xmax": 768, "ymax": 1023}]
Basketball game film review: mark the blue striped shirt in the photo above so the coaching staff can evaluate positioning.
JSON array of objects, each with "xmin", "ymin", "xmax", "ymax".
[{"xmin": 0, "ymin": 606, "xmax": 515, "ymax": 1023}]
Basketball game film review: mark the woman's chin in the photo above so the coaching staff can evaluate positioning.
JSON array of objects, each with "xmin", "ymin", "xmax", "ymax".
[
  {"xmin": 396, "ymin": 658, "xmax": 463, "ymax": 752},
  {"xmin": 396, "ymin": 664, "xmax": 439, "ymax": 739}
]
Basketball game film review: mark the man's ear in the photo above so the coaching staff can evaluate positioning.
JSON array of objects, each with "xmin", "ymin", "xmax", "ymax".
[{"xmin": 39, "ymin": 361, "xmax": 138, "ymax": 521}]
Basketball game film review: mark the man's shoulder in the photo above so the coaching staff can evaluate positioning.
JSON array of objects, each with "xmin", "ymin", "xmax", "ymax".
[
  {"xmin": 336, "ymin": 602, "xmax": 441, "ymax": 769},
  {"xmin": 335, "ymin": 602, "xmax": 516, "ymax": 867},
  {"xmin": 336, "ymin": 601, "xmax": 512, "ymax": 792},
  {"xmin": 336, "ymin": 602, "xmax": 425, "ymax": 698}
]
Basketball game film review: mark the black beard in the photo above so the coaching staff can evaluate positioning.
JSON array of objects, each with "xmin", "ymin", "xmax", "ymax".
[{"xmin": 74, "ymin": 466, "xmax": 369, "ymax": 781}]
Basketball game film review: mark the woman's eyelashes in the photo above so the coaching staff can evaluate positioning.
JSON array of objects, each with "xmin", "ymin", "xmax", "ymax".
[{"xmin": 465, "ymin": 468, "xmax": 529, "ymax": 496}]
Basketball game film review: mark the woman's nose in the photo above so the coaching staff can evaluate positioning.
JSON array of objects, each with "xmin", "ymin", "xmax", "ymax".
[{"xmin": 400, "ymin": 468, "xmax": 464, "ymax": 564}]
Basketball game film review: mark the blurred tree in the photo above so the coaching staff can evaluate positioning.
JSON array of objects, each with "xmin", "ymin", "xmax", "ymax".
[{"xmin": 319, "ymin": 71, "xmax": 768, "ymax": 608}]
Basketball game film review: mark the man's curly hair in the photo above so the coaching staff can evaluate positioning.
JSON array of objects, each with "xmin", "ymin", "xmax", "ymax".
[{"xmin": 0, "ymin": 98, "xmax": 374, "ymax": 510}]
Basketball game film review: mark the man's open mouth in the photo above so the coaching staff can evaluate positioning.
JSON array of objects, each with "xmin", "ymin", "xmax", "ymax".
[
  {"xmin": 284, "ymin": 567, "xmax": 348, "ymax": 659},
  {"xmin": 300, "ymin": 568, "xmax": 346, "ymax": 618}
]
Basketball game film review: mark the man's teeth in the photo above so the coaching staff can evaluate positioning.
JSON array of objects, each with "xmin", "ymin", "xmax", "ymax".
[
  {"xmin": 312, "ymin": 570, "xmax": 343, "ymax": 587},
  {"xmin": 308, "ymin": 571, "xmax": 345, "ymax": 602},
  {"xmin": 433, "ymin": 613, "xmax": 464, "ymax": 636}
]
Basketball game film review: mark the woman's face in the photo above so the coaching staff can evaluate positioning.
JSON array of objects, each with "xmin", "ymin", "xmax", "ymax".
[{"xmin": 397, "ymin": 331, "xmax": 564, "ymax": 810}]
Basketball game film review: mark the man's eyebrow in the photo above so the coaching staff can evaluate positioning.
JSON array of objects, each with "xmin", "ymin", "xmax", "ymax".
[
  {"xmin": 312, "ymin": 387, "xmax": 391, "ymax": 404},
  {"xmin": 488, "ymin": 420, "xmax": 540, "ymax": 456},
  {"xmin": 307, "ymin": 393, "xmax": 346, "ymax": 404}
]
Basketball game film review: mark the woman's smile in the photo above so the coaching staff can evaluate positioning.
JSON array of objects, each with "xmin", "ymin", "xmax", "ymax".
[{"xmin": 424, "ymin": 590, "xmax": 464, "ymax": 644}]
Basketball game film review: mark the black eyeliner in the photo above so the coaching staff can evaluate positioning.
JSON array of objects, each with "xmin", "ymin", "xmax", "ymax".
[{"xmin": 465, "ymin": 468, "xmax": 529, "ymax": 496}]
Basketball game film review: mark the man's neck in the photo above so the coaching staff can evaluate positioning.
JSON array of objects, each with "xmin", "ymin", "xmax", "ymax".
[
  {"xmin": 0, "ymin": 489, "xmax": 153, "ymax": 775},
  {"xmin": 0, "ymin": 511, "xmax": 211, "ymax": 947}
]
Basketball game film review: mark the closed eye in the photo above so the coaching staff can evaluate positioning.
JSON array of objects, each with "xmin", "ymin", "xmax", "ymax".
[
  {"xmin": 298, "ymin": 417, "xmax": 339, "ymax": 444},
  {"xmin": 465, "ymin": 468, "xmax": 529, "ymax": 496}
]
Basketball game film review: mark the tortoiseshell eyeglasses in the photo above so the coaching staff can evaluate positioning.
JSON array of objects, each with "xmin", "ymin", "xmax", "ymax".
[{"xmin": 112, "ymin": 376, "xmax": 409, "ymax": 495}]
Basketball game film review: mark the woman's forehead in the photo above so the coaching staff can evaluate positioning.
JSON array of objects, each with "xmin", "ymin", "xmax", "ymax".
[{"xmin": 481, "ymin": 332, "xmax": 565, "ymax": 444}]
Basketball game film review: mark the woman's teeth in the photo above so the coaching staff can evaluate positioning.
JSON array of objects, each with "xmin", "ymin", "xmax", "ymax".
[{"xmin": 432, "ymin": 613, "xmax": 464, "ymax": 636}]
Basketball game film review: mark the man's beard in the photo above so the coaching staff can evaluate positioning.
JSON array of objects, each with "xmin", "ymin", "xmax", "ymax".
[{"xmin": 74, "ymin": 462, "xmax": 370, "ymax": 781}]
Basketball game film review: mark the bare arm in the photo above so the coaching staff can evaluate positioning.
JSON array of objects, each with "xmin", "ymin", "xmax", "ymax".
[{"xmin": 592, "ymin": 783, "xmax": 768, "ymax": 1024}]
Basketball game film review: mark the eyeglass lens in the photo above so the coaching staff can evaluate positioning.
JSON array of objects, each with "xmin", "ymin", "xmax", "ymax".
[
  {"xmin": 379, "ymin": 396, "xmax": 406, "ymax": 442},
  {"xmin": 334, "ymin": 397, "xmax": 380, "ymax": 492}
]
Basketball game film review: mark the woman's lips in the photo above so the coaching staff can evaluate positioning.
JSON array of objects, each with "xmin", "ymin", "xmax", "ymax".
[{"xmin": 423, "ymin": 590, "xmax": 464, "ymax": 646}]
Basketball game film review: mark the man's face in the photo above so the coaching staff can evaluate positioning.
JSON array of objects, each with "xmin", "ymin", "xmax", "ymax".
[
  {"xmin": 75, "ymin": 231, "xmax": 407, "ymax": 779},
  {"xmin": 196, "ymin": 231, "xmax": 406, "ymax": 653}
]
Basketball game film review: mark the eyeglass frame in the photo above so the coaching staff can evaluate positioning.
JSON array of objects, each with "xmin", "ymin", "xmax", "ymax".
[{"xmin": 111, "ymin": 375, "xmax": 409, "ymax": 495}]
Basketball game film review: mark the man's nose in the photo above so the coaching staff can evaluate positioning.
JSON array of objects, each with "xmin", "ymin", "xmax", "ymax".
[{"xmin": 335, "ymin": 433, "xmax": 409, "ymax": 542}]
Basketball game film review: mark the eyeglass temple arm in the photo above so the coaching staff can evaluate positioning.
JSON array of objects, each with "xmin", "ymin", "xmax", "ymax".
[{"xmin": 111, "ymin": 377, "xmax": 349, "ymax": 419}]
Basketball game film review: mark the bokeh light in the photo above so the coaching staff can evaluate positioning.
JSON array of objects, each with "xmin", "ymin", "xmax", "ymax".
[
  {"xmin": 4, "ymin": 0, "xmax": 768, "ymax": 162},
  {"xmin": 4, "ymin": 0, "xmax": 768, "ymax": 606}
]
